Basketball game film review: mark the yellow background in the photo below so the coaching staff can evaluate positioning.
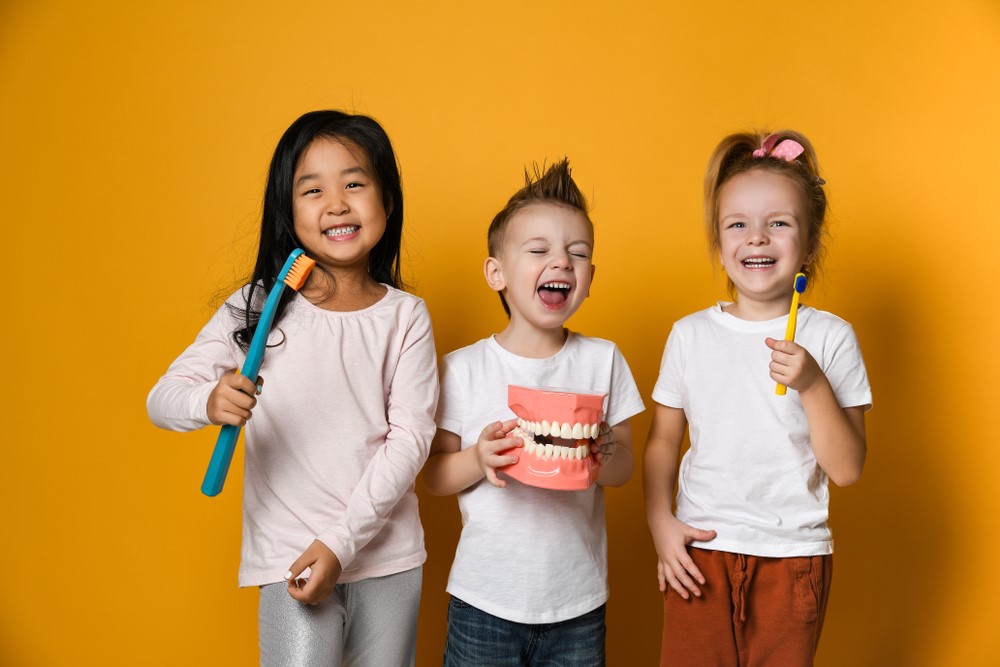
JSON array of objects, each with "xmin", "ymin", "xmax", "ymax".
[{"xmin": 2, "ymin": 0, "xmax": 997, "ymax": 664}]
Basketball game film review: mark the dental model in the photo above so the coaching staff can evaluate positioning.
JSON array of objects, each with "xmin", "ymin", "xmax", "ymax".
[{"xmin": 501, "ymin": 385, "xmax": 607, "ymax": 491}]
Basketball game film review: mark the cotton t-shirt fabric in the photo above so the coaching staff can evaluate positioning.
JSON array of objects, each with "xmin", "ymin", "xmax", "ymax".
[
  {"xmin": 436, "ymin": 332, "xmax": 645, "ymax": 624},
  {"xmin": 147, "ymin": 286, "xmax": 438, "ymax": 586},
  {"xmin": 652, "ymin": 304, "xmax": 871, "ymax": 558}
]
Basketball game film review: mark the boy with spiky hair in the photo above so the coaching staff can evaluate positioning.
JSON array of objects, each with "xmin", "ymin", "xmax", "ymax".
[{"xmin": 424, "ymin": 159, "xmax": 644, "ymax": 665}]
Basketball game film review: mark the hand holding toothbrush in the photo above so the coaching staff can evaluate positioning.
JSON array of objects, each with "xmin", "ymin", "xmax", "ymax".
[
  {"xmin": 765, "ymin": 338, "xmax": 823, "ymax": 394},
  {"xmin": 207, "ymin": 372, "xmax": 263, "ymax": 427}
]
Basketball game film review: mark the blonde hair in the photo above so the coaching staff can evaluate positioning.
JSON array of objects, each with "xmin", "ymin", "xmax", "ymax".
[{"xmin": 704, "ymin": 130, "xmax": 828, "ymax": 292}]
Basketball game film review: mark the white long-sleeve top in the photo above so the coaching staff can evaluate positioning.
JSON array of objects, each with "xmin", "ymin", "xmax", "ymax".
[{"xmin": 148, "ymin": 286, "xmax": 438, "ymax": 586}]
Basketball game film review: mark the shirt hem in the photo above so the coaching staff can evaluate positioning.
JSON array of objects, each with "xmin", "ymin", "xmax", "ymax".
[
  {"xmin": 239, "ymin": 550, "xmax": 427, "ymax": 588},
  {"xmin": 446, "ymin": 585, "xmax": 607, "ymax": 624}
]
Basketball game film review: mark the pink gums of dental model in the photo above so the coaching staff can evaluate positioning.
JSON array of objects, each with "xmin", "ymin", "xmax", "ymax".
[{"xmin": 500, "ymin": 385, "xmax": 608, "ymax": 491}]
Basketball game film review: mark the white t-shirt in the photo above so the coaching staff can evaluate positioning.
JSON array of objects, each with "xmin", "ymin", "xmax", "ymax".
[
  {"xmin": 148, "ymin": 287, "xmax": 438, "ymax": 586},
  {"xmin": 436, "ymin": 333, "xmax": 644, "ymax": 624},
  {"xmin": 652, "ymin": 304, "xmax": 871, "ymax": 558}
]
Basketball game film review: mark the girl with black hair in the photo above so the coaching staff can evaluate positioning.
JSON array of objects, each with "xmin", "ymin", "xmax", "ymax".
[{"xmin": 148, "ymin": 110, "xmax": 438, "ymax": 665}]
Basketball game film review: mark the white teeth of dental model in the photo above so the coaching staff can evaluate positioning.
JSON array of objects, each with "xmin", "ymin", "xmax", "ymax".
[
  {"xmin": 592, "ymin": 423, "xmax": 600, "ymax": 438},
  {"xmin": 545, "ymin": 444, "xmax": 554, "ymax": 458},
  {"xmin": 540, "ymin": 420, "xmax": 550, "ymax": 436},
  {"xmin": 572, "ymin": 423, "xmax": 583, "ymax": 439},
  {"xmin": 582, "ymin": 424, "xmax": 591, "ymax": 439},
  {"xmin": 560, "ymin": 422, "xmax": 572, "ymax": 438}
]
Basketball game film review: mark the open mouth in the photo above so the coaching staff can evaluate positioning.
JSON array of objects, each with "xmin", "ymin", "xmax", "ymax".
[
  {"xmin": 500, "ymin": 385, "xmax": 606, "ymax": 491},
  {"xmin": 324, "ymin": 225, "xmax": 360, "ymax": 238},
  {"xmin": 741, "ymin": 257, "xmax": 775, "ymax": 268},
  {"xmin": 537, "ymin": 281, "xmax": 571, "ymax": 308}
]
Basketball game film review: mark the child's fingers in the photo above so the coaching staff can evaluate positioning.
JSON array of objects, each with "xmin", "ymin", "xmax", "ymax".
[
  {"xmin": 657, "ymin": 562, "xmax": 668, "ymax": 593},
  {"xmin": 484, "ymin": 467, "xmax": 506, "ymax": 488},
  {"xmin": 663, "ymin": 562, "xmax": 692, "ymax": 600},
  {"xmin": 285, "ymin": 552, "xmax": 313, "ymax": 597}
]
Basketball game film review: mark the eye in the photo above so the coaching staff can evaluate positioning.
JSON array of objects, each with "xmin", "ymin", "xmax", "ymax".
[
  {"xmin": 302, "ymin": 188, "xmax": 321, "ymax": 195},
  {"xmin": 346, "ymin": 182, "xmax": 365, "ymax": 190},
  {"xmin": 570, "ymin": 251, "xmax": 590, "ymax": 259},
  {"xmin": 770, "ymin": 220, "xmax": 790, "ymax": 227},
  {"xmin": 726, "ymin": 221, "xmax": 747, "ymax": 229}
]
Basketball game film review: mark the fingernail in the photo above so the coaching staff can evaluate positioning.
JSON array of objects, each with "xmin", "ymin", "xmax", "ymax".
[
  {"xmin": 284, "ymin": 571, "xmax": 292, "ymax": 580},
  {"xmin": 256, "ymin": 384, "xmax": 263, "ymax": 394}
]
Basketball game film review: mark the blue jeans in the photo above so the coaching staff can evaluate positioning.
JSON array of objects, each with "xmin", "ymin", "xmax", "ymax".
[{"xmin": 443, "ymin": 596, "xmax": 606, "ymax": 666}]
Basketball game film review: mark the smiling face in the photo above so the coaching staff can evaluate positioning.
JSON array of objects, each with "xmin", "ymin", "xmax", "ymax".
[
  {"xmin": 292, "ymin": 137, "xmax": 387, "ymax": 275},
  {"xmin": 484, "ymin": 203, "xmax": 595, "ymax": 332},
  {"xmin": 717, "ymin": 169, "xmax": 815, "ymax": 319}
]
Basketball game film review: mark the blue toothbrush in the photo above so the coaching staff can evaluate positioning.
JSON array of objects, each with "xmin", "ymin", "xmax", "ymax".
[{"xmin": 201, "ymin": 249, "xmax": 316, "ymax": 496}]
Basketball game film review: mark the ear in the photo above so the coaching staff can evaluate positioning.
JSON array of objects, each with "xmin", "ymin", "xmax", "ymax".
[
  {"xmin": 383, "ymin": 195, "xmax": 394, "ymax": 219},
  {"xmin": 585, "ymin": 264, "xmax": 596, "ymax": 297},
  {"xmin": 484, "ymin": 257, "xmax": 506, "ymax": 292}
]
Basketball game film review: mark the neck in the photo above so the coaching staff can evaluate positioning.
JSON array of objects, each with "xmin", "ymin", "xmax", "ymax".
[
  {"xmin": 495, "ymin": 317, "xmax": 568, "ymax": 358},
  {"xmin": 301, "ymin": 264, "xmax": 386, "ymax": 312},
  {"xmin": 723, "ymin": 295, "xmax": 795, "ymax": 321}
]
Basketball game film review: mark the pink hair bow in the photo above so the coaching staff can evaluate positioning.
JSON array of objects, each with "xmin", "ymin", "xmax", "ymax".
[{"xmin": 752, "ymin": 134, "xmax": 805, "ymax": 161}]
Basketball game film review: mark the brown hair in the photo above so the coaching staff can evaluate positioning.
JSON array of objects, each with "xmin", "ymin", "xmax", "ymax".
[
  {"xmin": 487, "ymin": 159, "xmax": 592, "ymax": 315},
  {"xmin": 704, "ymin": 130, "xmax": 828, "ymax": 292}
]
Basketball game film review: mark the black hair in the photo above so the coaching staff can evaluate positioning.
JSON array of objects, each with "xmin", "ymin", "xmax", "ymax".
[{"xmin": 230, "ymin": 110, "xmax": 404, "ymax": 349}]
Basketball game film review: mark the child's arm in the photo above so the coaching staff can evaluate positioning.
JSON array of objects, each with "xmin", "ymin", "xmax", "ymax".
[
  {"xmin": 594, "ymin": 420, "xmax": 633, "ymax": 487},
  {"xmin": 644, "ymin": 403, "xmax": 717, "ymax": 599},
  {"xmin": 766, "ymin": 337, "xmax": 867, "ymax": 486},
  {"xmin": 312, "ymin": 301, "xmax": 439, "ymax": 582},
  {"xmin": 147, "ymin": 300, "xmax": 242, "ymax": 431},
  {"xmin": 422, "ymin": 420, "xmax": 523, "ymax": 495}
]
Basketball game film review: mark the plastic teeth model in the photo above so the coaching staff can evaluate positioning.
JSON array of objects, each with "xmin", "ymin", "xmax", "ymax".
[{"xmin": 500, "ymin": 385, "xmax": 608, "ymax": 491}]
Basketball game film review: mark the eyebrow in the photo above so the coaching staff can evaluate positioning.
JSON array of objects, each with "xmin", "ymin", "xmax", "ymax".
[
  {"xmin": 295, "ymin": 166, "xmax": 368, "ymax": 187},
  {"xmin": 720, "ymin": 211, "xmax": 799, "ymax": 222},
  {"xmin": 520, "ymin": 237, "xmax": 594, "ymax": 249}
]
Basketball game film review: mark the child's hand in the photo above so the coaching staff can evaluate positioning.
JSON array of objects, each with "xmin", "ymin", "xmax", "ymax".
[
  {"xmin": 285, "ymin": 540, "xmax": 342, "ymax": 606},
  {"xmin": 206, "ymin": 371, "xmax": 263, "ymax": 426},
  {"xmin": 475, "ymin": 419, "xmax": 522, "ymax": 488},
  {"xmin": 652, "ymin": 515, "xmax": 717, "ymax": 599},
  {"xmin": 590, "ymin": 422, "xmax": 616, "ymax": 465},
  {"xmin": 765, "ymin": 338, "xmax": 823, "ymax": 393}
]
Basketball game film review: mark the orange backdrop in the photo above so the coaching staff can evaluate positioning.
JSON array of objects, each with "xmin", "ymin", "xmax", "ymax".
[{"xmin": 2, "ymin": 1, "xmax": 998, "ymax": 664}]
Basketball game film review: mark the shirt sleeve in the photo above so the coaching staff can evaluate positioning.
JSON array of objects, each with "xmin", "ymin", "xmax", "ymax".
[
  {"xmin": 146, "ymin": 300, "xmax": 241, "ymax": 431},
  {"xmin": 823, "ymin": 323, "xmax": 872, "ymax": 410},
  {"xmin": 317, "ymin": 300, "xmax": 439, "ymax": 567},
  {"xmin": 434, "ymin": 351, "xmax": 467, "ymax": 439},
  {"xmin": 651, "ymin": 325, "xmax": 685, "ymax": 408},
  {"xmin": 606, "ymin": 344, "xmax": 645, "ymax": 427}
]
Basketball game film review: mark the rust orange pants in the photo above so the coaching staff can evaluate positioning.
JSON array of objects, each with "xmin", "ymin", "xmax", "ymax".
[{"xmin": 660, "ymin": 547, "xmax": 832, "ymax": 667}]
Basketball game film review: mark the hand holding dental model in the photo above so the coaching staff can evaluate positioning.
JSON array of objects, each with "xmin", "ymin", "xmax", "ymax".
[{"xmin": 474, "ymin": 419, "xmax": 523, "ymax": 488}]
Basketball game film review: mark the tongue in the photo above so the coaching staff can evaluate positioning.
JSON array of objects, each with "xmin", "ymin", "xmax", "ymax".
[{"xmin": 538, "ymin": 288, "xmax": 568, "ymax": 306}]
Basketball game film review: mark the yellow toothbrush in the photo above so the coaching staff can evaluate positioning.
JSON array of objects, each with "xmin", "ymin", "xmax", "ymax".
[{"xmin": 776, "ymin": 272, "xmax": 807, "ymax": 396}]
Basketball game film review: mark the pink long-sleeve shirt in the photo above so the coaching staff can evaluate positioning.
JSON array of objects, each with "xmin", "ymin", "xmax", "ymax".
[{"xmin": 148, "ymin": 286, "xmax": 438, "ymax": 586}]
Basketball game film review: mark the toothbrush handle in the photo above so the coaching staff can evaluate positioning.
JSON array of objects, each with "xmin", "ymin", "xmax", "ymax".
[{"xmin": 202, "ymin": 424, "xmax": 242, "ymax": 496}]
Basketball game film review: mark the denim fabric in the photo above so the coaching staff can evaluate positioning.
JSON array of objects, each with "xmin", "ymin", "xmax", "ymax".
[{"xmin": 443, "ymin": 596, "xmax": 606, "ymax": 667}]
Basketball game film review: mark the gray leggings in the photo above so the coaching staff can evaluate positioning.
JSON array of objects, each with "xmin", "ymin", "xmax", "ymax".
[{"xmin": 258, "ymin": 566, "xmax": 422, "ymax": 667}]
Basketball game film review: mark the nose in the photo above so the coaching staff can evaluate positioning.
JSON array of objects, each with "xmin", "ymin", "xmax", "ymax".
[
  {"xmin": 747, "ymin": 224, "xmax": 768, "ymax": 245},
  {"xmin": 549, "ymin": 249, "xmax": 571, "ymax": 269},
  {"xmin": 325, "ymin": 194, "xmax": 349, "ymax": 216}
]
